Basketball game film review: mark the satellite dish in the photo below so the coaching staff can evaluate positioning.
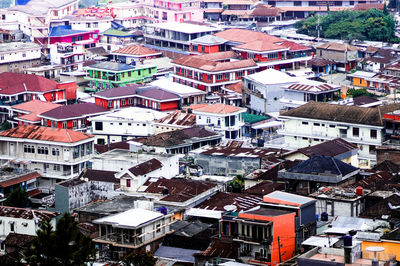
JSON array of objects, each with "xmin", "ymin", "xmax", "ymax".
[{"xmin": 224, "ymin": 205, "xmax": 237, "ymax": 212}]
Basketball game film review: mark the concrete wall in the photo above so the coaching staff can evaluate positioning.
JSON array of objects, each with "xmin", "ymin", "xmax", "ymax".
[{"xmin": 194, "ymin": 154, "xmax": 260, "ymax": 176}]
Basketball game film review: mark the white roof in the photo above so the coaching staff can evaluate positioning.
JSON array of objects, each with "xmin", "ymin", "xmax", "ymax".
[
  {"xmin": 348, "ymin": 71, "xmax": 376, "ymax": 79},
  {"xmin": 302, "ymin": 236, "xmax": 340, "ymax": 247},
  {"xmin": 89, "ymin": 107, "xmax": 168, "ymax": 122},
  {"xmin": 246, "ymin": 68, "xmax": 300, "ymax": 85},
  {"xmin": 150, "ymin": 77, "xmax": 206, "ymax": 97},
  {"xmin": 185, "ymin": 208, "xmax": 222, "ymax": 219},
  {"xmin": 93, "ymin": 208, "xmax": 163, "ymax": 228},
  {"xmin": 148, "ymin": 22, "xmax": 220, "ymax": 34},
  {"xmin": 252, "ymin": 120, "xmax": 282, "ymax": 129}
]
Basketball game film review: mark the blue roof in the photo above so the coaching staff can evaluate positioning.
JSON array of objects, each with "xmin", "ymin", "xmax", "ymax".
[
  {"xmin": 88, "ymin": 61, "xmax": 136, "ymax": 72},
  {"xmin": 49, "ymin": 25, "xmax": 87, "ymax": 37}
]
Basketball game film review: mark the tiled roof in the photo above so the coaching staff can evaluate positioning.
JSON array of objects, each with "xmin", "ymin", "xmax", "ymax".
[
  {"xmin": 284, "ymin": 80, "xmax": 338, "ymax": 92},
  {"xmin": 128, "ymin": 158, "xmax": 162, "ymax": 176},
  {"xmin": 294, "ymin": 138, "xmax": 357, "ymax": 158},
  {"xmin": 250, "ymin": 5, "xmax": 282, "ymax": 16},
  {"xmin": 308, "ymin": 57, "xmax": 336, "ymax": 67},
  {"xmin": 94, "ymin": 141, "xmax": 130, "ymax": 153},
  {"xmin": 345, "ymin": 170, "xmax": 392, "ymax": 190},
  {"xmin": 172, "ymin": 52, "xmax": 256, "ymax": 72},
  {"xmin": 214, "ymin": 28, "xmax": 283, "ymax": 45},
  {"xmin": 145, "ymin": 177, "xmax": 216, "ymax": 202},
  {"xmin": 225, "ymin": 81, "xmax": 243, "ymax": 94},
  {"xmin": 0, "ymin": 72, "xmax": 58, "ymax": 95},
  {"xmin": 235, "ymin": 40, "xmax": 284, "ymax": 52},
  {"xmin": 200, "ymin": 239, "xmax": 239, "ymax": 259},
  {"xmin": 138, "ymin": 87, "xmax": 180, "ymax": 101},
  {"xmin": 86, "ymin": 46, "xmax": 109, "ymax": 56},
  {"xmin": 0, "ymin": 206, "xmax": 57, "ymax": 222},
  {"xmin": 0, "ymin": 172, "xmax": 40, "ymax": 188},
  {"xmin": 135, "ymin": 126, "xmax": 219, "ymax": 147},
  {"xmin": 281, "ymin": 40, "xmax": 311, "ymax": 51},
  {"xmin": 94, "ymin": 85, "xmax": 138, "ymax": 99},
  {"xmin": 353, "ymin": 95, "xmax": 380, "ymax": 106},
  {"xmin": 156, "ymin": 110, "xmax": 196, "ymax": 127},
  {"xmin": 195, "ymin": 192, "xmax": 262, "ymax": 212},
  {"xmin": 113, "ymin": 44, "xmax": 161, "ymax": 56},
  {"xmin": 280, "ymin": 101, "xmax": 400, "ymax": 126},
  {"xmin": 191, "ymin": 103, "xmax": 245, "ymax": 114},
  {"xmin": 12, "ymin": 100, "xmax": 61, "ymax": 122},
  {"xmin": 40, "ymin": 103, "xmax": 108, "ymax": 120},
  {"xmin": 244, "ymin": 181, "xmax": 285, "ymax": 196},
  {"xmin": 199, "ymin": 146, "xmax": 283, "ymax": 158},
  {"xmin": 287, "ymin": 155, "xmax": 358, "ymax": 176},
  {"xmin": 0, "ymin": 125, "xmax": 93, "ymax": 143},
  {"xmin": 373, "ymin": 160, "xmax": 400, "ymax": 174},
  {"xmin": 353, "ymin": 3, "xmax": 383, "ymax": 10},
  {"xmin": 81, "ymin": 169, "xmax": 118, "ymax": 183},
  {"xmin": 317, "ymin": 42, "xmax": 359, "ymax": 52},
  {"xmin": 2, "ymin": 233, "xmax": 36, "ymax": 248}
]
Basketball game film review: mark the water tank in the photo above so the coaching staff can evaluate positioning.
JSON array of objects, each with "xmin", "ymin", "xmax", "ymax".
[
  {"xmin": 159, "ymin": 206, "xmax": 167, "ymax": 215},
  {"xmin": 356, "ymin": 186, "xmax": 363, "ymax": 196},
  {"xmin": 343, "ymin": 235, "xmax": 352, "ymax": 247},
  {"xmin": 321, "ymin": 212, "xmax": 329, "ymax": 221}
]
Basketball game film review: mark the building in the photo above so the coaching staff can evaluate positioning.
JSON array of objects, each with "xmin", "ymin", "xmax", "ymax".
[
  {"xmin": 8, "ymin": 100, "xmax": 61, "ymax": 127},
  {"xmin": 38, "ymin": 103, "xmax": 109, "ymax": 131},
  {"xmin": 283, "ymin": 138, "xmax": 359, "ymax": 167},
  {"xmin": 93, "ymin": 208, "xmax": 173, "ymax": 260},
  {"xmin": 316, "ymin": 42, "xmax": 360, "ymax": 72},
  {"xmin": 0, "ymin": 170, "xmax": 40, "ymax": 200},
  {"xmin": 0, "ymin": 206, "xmax": 57, "ymax": 239},
  {"xmin": 84, "ymin": 61, "xmax": 157, "ymax": 92},
  {"xmin": 134, "ymin": 126, "xmax": 222, "ymax": 154},
  {"xmin": 214, "ymin": 29, "xmax": 312, "ymax": 71},
  {"xmin": 279, "ymin": 101, "xmax": 400, "ymax": 167},
  {"xmin": 191, "ymin": 103, "xmax": 246, "ymax": 139},
  {"xmin": 192, "ymin": 145, "xmax": 284, "ymax": 176},
  {"xmin": 93, "ymin": 85, "xmax": 181, "ymax": 111},
  {"xmin": 0, "ymin": 42, "xmax": 41, "ymax": 73},
  {"xmin": 54, "ymin": 169, "xmax": 119, "ymax": 214},
  {"xmin": 111, "ymin": 44, "xmax": 162, "ymax": 65},
  {"xmin": 0, "ymin": 73, "xmax": 77, "ymax": 122},
  {"xmin": 99, "ymin": 28, "xmax": 142, "ymax": 52},
  {"xmin": 278, "ymin": 155, "xmax": 360, "ymax": 195},
  {"xmin": 144, "ymin": 22, "xmax": 220, "ymax": 54},
  {"xmin": 142, "ymin": 0, "xmax": 203, "ymax": 23},
  {"xmin": 89, "ymin": 107, "xmax": 167, "ymax": 145},
  {"xmin": 0, "ymin": 125, "xmax": 94, "ymax": 188},
  {"xmin": 359, "ymin": 48, "xmax": 400, "ymax": 73},
  {"xmin": 172, "ymin": 51, "xmax": 258, "ymax": 92}
]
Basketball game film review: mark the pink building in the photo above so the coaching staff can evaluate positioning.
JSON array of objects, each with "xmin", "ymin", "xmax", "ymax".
[
  {"xmin": 49, "ymin": 25, "xmax": 99, "ymax": 46},
  {"xmin": 141, "ymin": 0, "xmax": 203, "ymax": 22}
]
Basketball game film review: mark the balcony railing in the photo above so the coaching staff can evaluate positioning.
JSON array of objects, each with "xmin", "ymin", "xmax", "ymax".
[
  {"xmin": 234, "ymin": 235, "xmax": 272, "ymax": 245},
  {"xmin": 94, "ymin": 233, "xmax": 143, "ymax": 247}
]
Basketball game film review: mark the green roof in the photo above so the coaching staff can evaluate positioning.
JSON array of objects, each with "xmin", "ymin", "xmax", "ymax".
[
  {"xmin": 102, "ymin": 28, "xmax": 134, "ymax": 37},
  {"xmin": 242, "ymin": 113, "xmax": 271, "ymax": 124}
]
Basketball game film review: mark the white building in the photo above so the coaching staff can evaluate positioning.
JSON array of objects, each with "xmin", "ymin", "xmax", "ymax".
[
  {"xmin": 242, "ymin": 69, "xmax": 299, "ymax": 114},
  {"xmin": 0, "ymin": 42, "xmax": 41, "ymax": 73},
  {"xmin": 279, "ymin": 102, "xmax": 400, "ymax": 168},
  {"xmin": 191, "ymin": 103, "xmax": 246, "ymax": 139},
  {"xmin": 93, "ymin": 208, "xmax": 172, "ymax": 260},
  {"xmin": 49, "ymin": 43, "xmax": 85, "ymax": 71},
  {"xmin": 0, "ymin": 125, "xmax": 95, "ymax": 188},
  {"xmin": 0, "ymin": 206, "xmax": 57, "ymax": 239},
  {"xmin": 89, "ymin": 107, "xmax": 167, "ymax": 145}
]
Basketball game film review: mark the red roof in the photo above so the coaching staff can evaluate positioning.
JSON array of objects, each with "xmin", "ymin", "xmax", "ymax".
[
  {"xmin": 12, "ymin": 100, "xmax": 61, "ymax": 122},
  {"xmin": 0, "ymin": 125, "xmax": 93, "ymax": 143},
  {"xmin": 191, "ymin": 103, "xmax": 245, "ymax": 114},
  {"xmin": 0, "ymin": 172, "xmax": 41, "ymax": 188},
  {"xmin": 0, "ymin": 206, "xmax": 57, "ymax": 222},
  {"xmin": 235, "ymin": 40, "xmax": 285, "ymax": 52},
  {"xmin": 214, "ymin": 28, "xmax": 283, "ymax": 45},
  {"xmin": 113, "ymin": 44, "xmax": 161, "ymax": 56},
  {"xmin": 0, "ymin": 72, "xmax": 58, "ymax": 95},
  {"xmin": 39, "ymin": 103, "xmax": 108, "ymax": 120},
  {"xmin": 281, "ymin": 40, "xmax": 312, "ymax": 52}
]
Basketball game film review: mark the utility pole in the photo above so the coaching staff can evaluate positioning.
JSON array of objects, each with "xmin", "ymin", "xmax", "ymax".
[{"xmin": 278, "ymin": 236, "xmax": 282, "ymax": 263}]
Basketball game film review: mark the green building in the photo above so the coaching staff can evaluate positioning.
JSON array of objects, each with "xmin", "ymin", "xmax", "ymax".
[{"xmin": 84, "ymin": 61, "xmax": 157, "ymax": 92}]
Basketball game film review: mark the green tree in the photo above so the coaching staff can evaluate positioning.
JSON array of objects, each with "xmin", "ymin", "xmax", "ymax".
[
  {"xmin": 0, "ymin": 121, "xmax": 11, "ymax": 131},
  {"xmin": 383, "ymin": 2, "xmax": 388, "ymax": 15},
  {"xmin": 122, "ymin": 251, "xmax": 157, "ymax": 266},
  {"xmin": 26, "ymin": 213, "xmax": 95, "ymax": 266},
  {"xmin": 4, "ymin": 187, "xmax": 30, "ymax": 208},
  {"xmin": 228, "ymin": 175, "xmax": 244, "ymax": 193}
]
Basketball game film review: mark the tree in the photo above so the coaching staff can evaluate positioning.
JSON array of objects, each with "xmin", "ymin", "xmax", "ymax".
[
  {"xmin": 4, "ymin": 187, "xmax": 30, "ymax": 208},
  {"xmin": 122, "ymin": 251, "xmax": 157, "ymax": 266},
  {"xmin": 0, "ymin": 121, "xmax": 11, "ymax": 131},
  {"xmin": 228, "ymin": 175, "xmax": 244, "ymax": 193},
  {"xmin": 26, "ymin": 213, "xmax": 95, "ymax": 266},
  {"xmin": 383, "ymin": 2, "xmax": 388, "ymax": 15}
]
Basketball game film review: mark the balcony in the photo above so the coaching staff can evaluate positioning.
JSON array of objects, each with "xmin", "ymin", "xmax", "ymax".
[
  {"xmin": 94, "ymin": 233, "xmax": 143, "ymax": 248},
  {"xmin": 57, "ymin": 47, "xmax": 73, "ymax": 54},
  {"xmin": 234, "ymin": 235, "xmax": 272, "ymax": 245}
]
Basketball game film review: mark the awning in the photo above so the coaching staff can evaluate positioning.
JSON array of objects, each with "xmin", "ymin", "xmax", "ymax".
[{"xmin": 252, "ymin": 120, "xmax": 282, "ymax": 130}]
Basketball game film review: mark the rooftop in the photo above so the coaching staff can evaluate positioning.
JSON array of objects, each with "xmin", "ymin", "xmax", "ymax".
[
  {"xmin": 93, "ymin": 208, "xmax": 163, "ymax": 228},
  {"xmin": 145, "ymin": 177, "xmax": 216, "ymax": 203},
  {"xmin": 11, "ymin": 100, "xmax": 61, "ymax": 122},
  {"xmin": 0, "ymin": 206, "xmax": 57, "ymax": 222},
  {"xmin": 290, "ymin": 138, "xmax": 357, "ymax": 158},
  {"xmin": 148, "ymin": 22, "xmax": 220, "ymax": 34},
  {"xmin": 283, "ymin": 79, "xmax": 340, "ymax": 93},
  {"xmin": 9, "ymin": 0, "xmax": 77, "ymax": 16},
  {"xmin": 155, "ymin": 110, "xmax": 196, "ymax": 127},
  {"xmin": 90, "ymin": 107, "xmax": 167, "ymax": 122},
  {"xmin": 101, "ymin": 28, "xmax": 135, "ymax": 37},
  {"xmin": 0, "ymin": 171, "xmax": 40, "ymax": 189},
  {"xmin": 112, "ymin": 44, "xmax": 161, "ymax": 56},
  {"xmin": 128, "ymin": 158, "xmax": 162, "ymax": 176},
  {"xmin": 317, "ymin": 42, "xmax": 359, "ymax": 52},
  {"xmin": 245, "ymin": 68, "xmax": 299, "ymax": 85},
  {"xmin": 190, "ymin": 103, "xmax": 245, "ymax": 115},
  {"xmin": 85, "ymin": 61, "xmax": 136, "ymax": 72},
  {"xmin": 280, "ymin": 101, "xmax": 400, "ymax": 126},
  {"xmin": 195, "ymin": 192, "xmax": 262, "ymax": 212},
  {"xmin": 195, "ymin": 145, "xmax": 283, "ymax": 158},
  {"xmin": 0, "ymin": 125, "xmax": 93, "ymax": 143},
  {"xmin": 191, "ymin": 35, "xmax": 228, "ymax": 45},
  {"xmin": 39, "ymin": 103, "xmax": 108, "ymax": 120},
  {"xmin": 263, "ymin": 191, "xmax": 315, "ymax": 207},
  {"xmin": 49, "ymin": 25, "xmax": 88, "ymax": 37},
  {"xmin": 0, "ymin": 72, "xmax": 58, "ymax": 95},
  {"xmin": 0, "ymin": 42, "xmax": 41, "ymax": 53},
  {"xmin": 94, "ymin": 85, "xmax": 138, "ymax": 99},
  {"xmin": 150, "ymin": 77, "xmax": 206, "ymax": 97}
]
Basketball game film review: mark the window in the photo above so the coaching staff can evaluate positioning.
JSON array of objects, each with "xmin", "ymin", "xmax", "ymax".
[
  {"xmin": 73, "ymin": 146, "xmax": 79, "ymax": 159},
  {"xmin": 369, "ymin": 145, "xmax": 376, "ymax": 154},
  {"xmin": 24, "ymin": 145, "xmax": 35, "ymax": 153},
  {"xmin": 22, "ymin": 53, "xmax": 26, "ymax": 58},
  {"xmin": 370, "ymin": 129, "xmax": 377, "ymax": 139},
  {"xmin": 294, "ymin": 1, "xmax": 301, "ymax": 5},
  {"xmin": 268, "ymin": 53, "xmax": 278, "ymax": 59},
  {"xmin": 207, "ymin": 74, "xmax": 211, "ymax": 80},
  {"xmin": 108, "ymin": 101, "xmax": 113, "ymax": 108},
  {"xmin": 62, "ymin": 122, "xmax": 67, "ymax": 129},
  {"xmin": 314, "ymin": 123, "xmax": 320, "ymax": 126},
  {"xmin": 38, "ymin": 146, "xmax": 49, "ymax": 155},
  {"xmin": 121, "ymin": 99, "xmax": 126, "ymax": 105},
  {"xmin": 52, "ymin": 148, "xmax": 60, "ymax": 156},
  {"xmin": 73, "ymin": 120, "xmax": 77, "ymax": 128},
  {"xmin": 237, "ymin": 71, "xmax": 243, "ymax": 78},
  {"xmin": 53, "ymin": 164, "xmax": 61, "ymax": 171},
  {"xmin": 10, "ymin": 222, "xmax": 14, "ymax": 232},
  {"xmin": 217, "ymin": 74, "xmax": 223, "ymax": 80},
  {"xmin": 128, "ymin": 71, "xmax": 131, "ymax": 77},
  {"xmin": 329, "ymin": 125, "xmax": 335, "ymax": 128},
  {"xmin": 128, "ymin": 98, "xmax": 133, "ymax": 105},
  {"xmin": 156, "ymin": 224, "xmax": 161, "ymax": 233},
  {"xmin": 126, "ymin": 179, "xmax": 131, "ymax": 187},
  {"xmin": 95, "ymin": 122, "xmax": 103, "ymax": 131},
  {"xmin": 119, "ymin": 123, "xmax": 122, "ymax": 125},
  {"xmin": 302, "ymin": 122, "xmax": 308, "ymax": 125},
  {"xmin": 353, "ymin": 127, "xmax": 359, "ymax": 137},
  {"xmin": 206, "ymin": 117, "xmax": 211, "ymax": 123}
]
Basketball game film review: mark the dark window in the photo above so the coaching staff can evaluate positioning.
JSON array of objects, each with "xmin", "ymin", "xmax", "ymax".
[
  {"xmin": 95, "ymin": 122, "xmax": 103, "ymax": 131},
  {"xmin": 302, "ymin": 122, "xmax": 308, "ymax": 125},
  {"xmin": 353, "ymin": 127, "xmax": 359, "ymax": 137},
  {"xmin": 126, "ymin": 179, "xmax": 131, "ymax": 187},
  {"xmin": 370, "ymin": 129, "xmax": 377, "ymax": 139}
]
